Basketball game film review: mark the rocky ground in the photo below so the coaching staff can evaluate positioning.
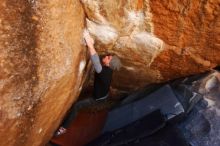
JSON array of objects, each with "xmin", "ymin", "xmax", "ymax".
[{"xmin": 178, "ymin": 71, "xmax": 220, "ymax": 146}]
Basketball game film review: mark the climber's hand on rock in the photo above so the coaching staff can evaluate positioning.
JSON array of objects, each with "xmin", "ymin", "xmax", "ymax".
[{"xmin": 83, "ymin": 29, "xmax": 94, "ymax": 49}]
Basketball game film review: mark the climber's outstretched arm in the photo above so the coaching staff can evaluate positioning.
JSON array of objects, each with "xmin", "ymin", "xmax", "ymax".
[
  {"xmin": 84, "ymin": 30, "xmax": 102, "ymax": 73},
  {"xmin": 84, "ymin": 30, "xmax": 96, "ymax": 55}
]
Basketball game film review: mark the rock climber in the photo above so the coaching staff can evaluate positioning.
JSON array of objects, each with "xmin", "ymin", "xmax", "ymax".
[{"xmin": 54, "ymin": 30, "xmax": 122, "ymax": 136}]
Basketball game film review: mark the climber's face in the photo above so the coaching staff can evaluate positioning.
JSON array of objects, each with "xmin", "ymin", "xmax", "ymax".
[{"xmin": 102, "ymin": 55, "xmax": 112, "ymax": 66}]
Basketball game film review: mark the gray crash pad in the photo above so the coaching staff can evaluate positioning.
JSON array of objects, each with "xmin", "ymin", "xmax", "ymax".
[{"xmin": 102, "ymin": 85, "xmax": 184, "ymax": 133}]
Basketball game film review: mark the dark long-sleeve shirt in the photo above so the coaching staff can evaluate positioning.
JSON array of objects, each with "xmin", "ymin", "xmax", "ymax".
[{"xmin": 91, "ymin": 54, "xmax": 113, "ymax": 99}]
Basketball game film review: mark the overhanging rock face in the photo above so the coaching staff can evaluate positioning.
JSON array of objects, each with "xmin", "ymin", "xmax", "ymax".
[
  {"xmin": 0, "ymin": 0, "xmax": 220, "ymax": 146},
  {"xmin": 82, "ymin": 0, "xmax": 220, "ymax": 91},
  {"xmin": 0, "ymin": 0, "xmax": 87, "ymax": 146}
]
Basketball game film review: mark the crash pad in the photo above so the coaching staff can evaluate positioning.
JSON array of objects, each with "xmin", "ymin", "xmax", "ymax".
[
  {"xmin": 50, "ymin": 110, "xmax": 108, "ymax": 146},
  {"xmin": 87, "ymin": 110, "xmax": 166, "ymax": 146},
  {"xmin": 102, "ymin": 85, "xmax": 184, "ymax": 132}
]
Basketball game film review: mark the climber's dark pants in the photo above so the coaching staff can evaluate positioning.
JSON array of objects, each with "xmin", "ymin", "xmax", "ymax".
[{"xmin": 62, "ymin": 98, "xmax": 96, "ymax": 128}]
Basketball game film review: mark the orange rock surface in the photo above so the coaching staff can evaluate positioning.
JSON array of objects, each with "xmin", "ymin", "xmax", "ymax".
[
  {"xmin": 0, "ymin": 0, "xmax": 220, "ymax": 146},
  {"xmin": 0, "ymin": 0, "xmax": 87, "ymax": 146},
  {"xmin": 82, "ymin": 0, "xmax": 220, "ymax": 90}
]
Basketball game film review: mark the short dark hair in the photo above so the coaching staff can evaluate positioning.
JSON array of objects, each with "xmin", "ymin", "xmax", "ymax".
[{"xmin": 99, "ymin": 53, "xmax": 114, "ymax": 60}]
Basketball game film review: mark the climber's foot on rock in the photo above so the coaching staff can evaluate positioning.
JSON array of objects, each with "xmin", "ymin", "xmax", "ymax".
[{"xmin": 54, "ymin": 127, "xmax": 67, "ymax": 137}]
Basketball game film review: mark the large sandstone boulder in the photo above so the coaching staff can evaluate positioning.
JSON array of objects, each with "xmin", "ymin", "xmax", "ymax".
[
  {"xmin": 82, "ymin": 0, "xmax": 220, "ymax": 91},
  {"xmin": 0, "ymin": 0, "xmax": 87, "ymax": 146},
  {"xmin": 0, "ymin": 0, "xmax": 220, "ymax": 146}
]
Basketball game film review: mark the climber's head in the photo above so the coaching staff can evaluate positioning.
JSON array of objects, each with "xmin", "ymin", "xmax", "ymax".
[
  {"xmin": 101, "ymin": 54, "xmax": 122, "ymax": 71},
  {"xmin": 101, "ymin": 54, "xmax": 112, "ymax": 66}
]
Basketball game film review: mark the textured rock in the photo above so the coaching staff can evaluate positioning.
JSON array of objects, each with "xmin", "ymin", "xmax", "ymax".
[
  {"xmin": 1, "ymin": 0, "xmax": 220, "ymax": 145},
  {"xmin": 0, "ymin": 0, "xmax": 87, "ymax": 146},
  {"xmin": 179, "ymin": 71, "xmax": 220, "ymax": 146},
  {"xmin": 82, "ymin": 0, "xmax": 220, "ymax": 91}
]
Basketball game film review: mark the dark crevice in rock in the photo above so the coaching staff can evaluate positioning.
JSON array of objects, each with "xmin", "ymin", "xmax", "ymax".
[{"xmin": 214, "ymin": 66, "xmax": 220, "ymax": 71}]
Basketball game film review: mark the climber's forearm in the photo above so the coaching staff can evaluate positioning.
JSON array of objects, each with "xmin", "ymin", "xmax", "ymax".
[
  {"xmin": 88, "ymin": 45, "xmax": 97, "ymax": 56},
  {"xmin": 83, "ymin": 29, "xmax": 102, "ymax": 72},
  {"xmin": 91, "ymin": 53, "xmax": 102, "ymax": 73},
  {"xmin": 83, "ymin": 29, "xmax": 96, "ymax": 56},
  {"xmin": 89, "ymin": 45, "xmax": 102, "ymax": 73}
]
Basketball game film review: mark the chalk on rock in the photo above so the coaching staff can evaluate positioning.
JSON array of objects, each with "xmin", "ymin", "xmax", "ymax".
[{"xmin": 86, "ymin": 19, "xmax": 118, "ymax": 44}]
